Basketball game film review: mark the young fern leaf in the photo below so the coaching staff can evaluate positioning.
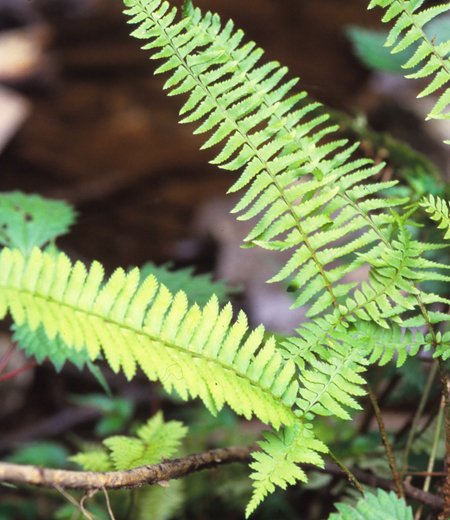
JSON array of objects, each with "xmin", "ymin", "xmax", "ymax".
[
  {"xmin": 247, "ymin": 419, "xmax": 327, "ymax": 517},
  {"xmin": 70, "ymin": 411, "xmax": 187, "ymax": 471},
  {"xmin": 104, "ymin": 411, "xmax": 187, "ymax": 470},
  {"xmin": 0, "ymin": 246, "xmax": 298, "ymax": 430},
  {"xmin": 368, "ymin": 0, "xmax": 450, "ymax": 127}
]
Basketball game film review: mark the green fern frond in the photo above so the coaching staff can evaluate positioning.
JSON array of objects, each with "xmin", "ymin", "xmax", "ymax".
[
  {"xmin": 104, "ymin": 411, "xmax": 187, "ymax": 470},
  {"xmin": 420, "ymin": 194, "xmax": 450, "ymax": 239},
  {"xmin": 368, "ymin": 0, "xmax": 450, "ymax": 124},
  {"xmin": 0, "ymin": 246, "xmax": 297, "ymax": 429},
  {"xmin": 70, "ymin": 410, "xmax": 187, "ymax": 473},
  {"xmin": 124, "ymin": 0, "xmax": 408, "ymax": 319},
  {"xmin": 329, "ymin": 489, "xmax": 413, "ymax": 520},
  {"xmin": 247, "ymin": 419, "xmax": 327, "ymax": 517},
  {"xmin": 0, "ymin": 192, "xmax": 76, "ymax": 255},
  {"xmin": 12, "ymin": 322, "xmax": 94, "ymax": 372}
]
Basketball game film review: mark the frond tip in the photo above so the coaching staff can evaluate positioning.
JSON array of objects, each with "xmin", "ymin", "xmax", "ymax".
[
  {"xmin": 368, "ymin": 0, "xmax": 450, "ymax": 126},
  {"xmin": 246, "ymin": 419, "xmax": 327, "ymax": 517},
  {"xmin": 0, "ymin": 246, "xmax": 298, "ymax": 429},
  {"xmin": 420, "ymin": 194, "xmax": 450, "ymax": 239}
]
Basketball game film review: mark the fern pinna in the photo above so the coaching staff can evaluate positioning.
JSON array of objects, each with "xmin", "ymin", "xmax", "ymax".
[{"xmin": 1, "ymin": 0, "xmax": 450, "ymax": 515}]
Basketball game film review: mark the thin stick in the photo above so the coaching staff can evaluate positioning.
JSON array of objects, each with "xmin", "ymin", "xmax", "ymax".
[
  {"xmin": 53, "ymin": 483, "xmax": 98, "ymax": 520},
  {"xmin": 437, "ymin": 359, "xmax": 450, "ymax": 520},
  {"xmin": 102, "ymin": 486, "xmax": 116, "ymax": 520},
  {"xmin": 327, "ymin": 450, "xmax": 364, "ymax": 496},
  {"xmin": 402, "ymin": 360, "xmax": 439, "ymax": 473},
  {"xmin": 367, "ymin": 383, "xmax": 404, "ymax": 499}
]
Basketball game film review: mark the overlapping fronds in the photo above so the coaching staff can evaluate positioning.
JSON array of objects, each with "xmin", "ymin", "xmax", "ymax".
[
  {"xmin": 247, "ymin": 419, "xmax": 327, "ymax": 516},
  {"xmin": 0, "ymin": 246, "xmax": 297, "ymax": 429},
  {"xmin": 368, "ymin": 0, "xmax": 450, "ymax": 127},
  {"xmin": 121, "ymin": 0, "xmax": 450, "ymax": 508},
  {"xmin": 124, "ymin": 0, "xmax": 408, "ymax": 319},
  {"xmin": 71, "ymin": 411, "xmax": 187, "ymax": 471}
]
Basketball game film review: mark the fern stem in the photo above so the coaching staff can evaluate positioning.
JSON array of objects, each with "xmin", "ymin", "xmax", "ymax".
[
  {"xmin": 0, "ymin": 340, "xmax": 17, "ymax": 375},
  {"xmin": 0, "ymin": 361, "xmax": 38, "ymax": 381},
  {"xmin": 402, "ymin": 359, "xmax": 439, "ymax": 474},
  {"xmin": 367, "ymin": 383, "xmax": 404, "ymax": 499},
  {"xmin": 327, "ymin": 450, "xmax": 364, "ymax": 496},
  {"xmin": 437, "ymin": 358, "xmax": 450, "ymax": 520},
  {"xmin": 414, "ymin": 392, "xmax": 446, "ymax": 520}
]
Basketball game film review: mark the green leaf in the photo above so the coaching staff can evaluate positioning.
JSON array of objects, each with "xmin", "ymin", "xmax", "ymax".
[
  {"xmin": 0, "ymin": 192, "xmax": 75, "ymax": 256},
  {"xmin": 328, "ymin": 489, "xmax": 413, "ymax": 520},
  {"xmin": 346, "ymin": 26, "xmax": 415, "ymax": 74}
]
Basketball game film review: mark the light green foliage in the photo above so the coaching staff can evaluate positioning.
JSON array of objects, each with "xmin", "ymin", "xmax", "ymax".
[
  {"xmin": 1, "ymin": 0, "xmax": 450, "ymax": 517},
  {"xmin": 139, "ymin": 261, "xmax": 239, "ymax": 306},
  {"xmin": 0, "ymin": 246, "xmax": 298, "ymax": 430},
  {"xmin": 328, "ymin": 490, "xmax": 413, "ymax": 520},
  {"xmin": 420, "ymin": 194, "xmax": 450, "ymax": 239},
  {"xmin": 104, "ymin": 411, "xmax": 187, "ymax": 470},
  {"xmin": 368, "ymin": 0, "xmax": 450, "ymax": 127},
  {"xmin": 247, "ymin": 419, "xmax": 327, "ymax": 516},
  {"xmin": 120, "ymin": 0, "xmax": 450, "ymax": 511},
  {"xmin": 70, "ymin": 445, "xmax": 113, "ymax": 472},
  {"xmin": 0, "ymin": 192, "xmax": 75, "ymax": 255},
  {"xmin": 70, "ymin": 411, "xmax": 187, "ymax": 471}
]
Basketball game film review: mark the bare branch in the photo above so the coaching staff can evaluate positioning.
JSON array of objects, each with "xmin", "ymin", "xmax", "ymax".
[
  {"xmin": 0, "ymin": 446, "xmax": 445, "ymax": 512},
  {"xmin": 0, "ymin": 446, "xmax": 253, "ymax": 491}
]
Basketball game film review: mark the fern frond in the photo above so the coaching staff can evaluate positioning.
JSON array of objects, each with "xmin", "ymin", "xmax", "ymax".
[
  {"xmin": 246, "ymin": 419, "xmax": 327, "ymax": 517},
  {"xmin": 329, "ymin": 489, "xmax": 413, "ymax": 520},
  {"xmin": 70, "ymin": 445, "xmax": 113, "ymax": 472},
  {"xmin": 70, "ymin": 412, "xmax": 187, "ymax": 473},
  {"xmin": 124, "ymin": 0, "xmax": 408, "ymax": 319},
  {"xmin": 0, "ymin": 192, "xmax": 76, "ymax": 255},
  {"xmin": 420, "ymin": 194, "xmax": 450, "ymax": 239},
  {"xmin": 12, "ymin": 321, "xmax": 93, "ymax": 372},
  {"xmin": 0, "ymin": 247, "xmax": 298, "ymax": 429},
  {"xmin": 104, "ymin": 411, "xmax": 187, "ymax": 470},
  {"xmin": 368, "ymin": 0, "xmax": 450, "ymax": 124}
]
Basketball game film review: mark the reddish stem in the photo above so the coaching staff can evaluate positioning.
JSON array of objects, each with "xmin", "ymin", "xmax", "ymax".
[
  {"xmin": 0, "ymin": 361, "xmax": 38, "ymax": 381},
  {"xmin": 0, "ymin": 341, "xmax": 18, "ymax": 375}
]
